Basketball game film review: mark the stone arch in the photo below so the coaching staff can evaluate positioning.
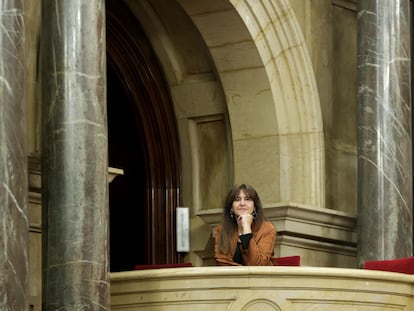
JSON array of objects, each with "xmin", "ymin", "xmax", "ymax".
[
  {"xmin": 179, "ymin": 0, "xmax": 324, "ymax": 207},
  {"xmin": 125, "ymin": 0, "xmax": 324, "ymax": 208}
]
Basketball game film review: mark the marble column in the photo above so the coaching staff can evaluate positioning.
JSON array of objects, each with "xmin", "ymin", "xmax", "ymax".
[
  {"xmin": 40, "ymin": 1, "xmax": 109, "ymax": 310},
  {"xmin": 357, "ymin": 0, "xmax": 412, "ymax": 266},
  {"xmin": 0, "ymin": 1, "xmax": 28, "ymax": 310}
]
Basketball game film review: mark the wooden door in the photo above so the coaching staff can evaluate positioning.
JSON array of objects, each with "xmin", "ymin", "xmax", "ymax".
[{"xmin": 106, "ymin": 0, "xmax": 181, "ymax": 271}]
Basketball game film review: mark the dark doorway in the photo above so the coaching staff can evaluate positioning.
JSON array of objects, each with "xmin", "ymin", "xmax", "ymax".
[
  {"xmin": 106, "ymin": 0, "xmax": 181, "ymax": 271},
  {"xmin": 107, "ymin": 65, "xmax": 146, "ymax": 271}
]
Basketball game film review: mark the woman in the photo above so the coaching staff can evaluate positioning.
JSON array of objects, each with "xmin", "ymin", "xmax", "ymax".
[{"xmin": 214, "ymin": 184, "xmax": 276, "ymax": 266}]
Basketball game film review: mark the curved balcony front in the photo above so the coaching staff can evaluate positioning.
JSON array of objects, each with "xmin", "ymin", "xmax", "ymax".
[{"xmin": 110, "ymin": 266, "xmax": 414, "ymax": 310}]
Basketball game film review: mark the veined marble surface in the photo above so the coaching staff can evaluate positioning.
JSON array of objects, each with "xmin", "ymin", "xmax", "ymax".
[{"xmin": 357, "ymin": 0, "xmax": 412, "ymax": 263}]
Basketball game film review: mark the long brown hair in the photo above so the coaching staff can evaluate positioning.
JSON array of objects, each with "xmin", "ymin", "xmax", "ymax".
[{"xmin": 218, "ymin": 184, "xmax": 266, "ymax": 254}]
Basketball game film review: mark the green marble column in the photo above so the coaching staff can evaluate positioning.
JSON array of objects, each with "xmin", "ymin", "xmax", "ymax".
[
  {"xmin": 357, "ymin": 0, "xmax": 412, "ymax": 266},
  {"xmin": 40, "ymin": 0, "xmax": 109, "ymax": 309},
  {"xmin": 0, "ymin": 1, "xmax": 28, "ymax": 310}
]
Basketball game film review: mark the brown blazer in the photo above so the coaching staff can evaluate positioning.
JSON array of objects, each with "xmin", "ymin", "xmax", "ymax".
[{"xmin": 214, "ymin": 220, "xmax": 276, "ymax": 266}]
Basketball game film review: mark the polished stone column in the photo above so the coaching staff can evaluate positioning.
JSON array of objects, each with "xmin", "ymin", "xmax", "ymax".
[
  {"xmin": 357, "ymin": 0, "xmax": 412, "ymax": 266},
  {"xmin": 40, "ymin": 1, "xmax": 109, "ymax": 310},
  {"xmin": 0, "ymin": 1, "xmax": 28, "ymax": 310}
]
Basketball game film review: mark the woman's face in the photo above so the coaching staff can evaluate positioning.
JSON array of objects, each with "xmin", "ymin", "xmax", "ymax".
[{"xmin": 232, "ymin": 190, "xmax": 255, "ymax": 216}]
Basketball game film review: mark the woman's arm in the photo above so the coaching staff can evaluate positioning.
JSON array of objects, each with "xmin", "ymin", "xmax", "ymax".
[{"xmin": 241, "ymin": 221, "xmax": 276, "ymax": 266}]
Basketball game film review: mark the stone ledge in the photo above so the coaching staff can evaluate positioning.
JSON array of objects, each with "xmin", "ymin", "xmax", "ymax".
[{"xmin": 110, "ymin": 266, "xmax": 414, "ymax": 310}]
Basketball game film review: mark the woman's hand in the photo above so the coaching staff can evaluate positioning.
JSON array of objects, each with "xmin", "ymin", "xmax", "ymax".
[{"xmin": 237, "ymin": 214, "xmax": 253, "ymax": 234}]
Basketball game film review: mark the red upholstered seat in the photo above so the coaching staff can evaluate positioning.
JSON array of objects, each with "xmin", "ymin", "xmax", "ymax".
[
  {"xmin": 363, "ymin": 257, "xmax": 414, "ymax": 274},
  {"xmin": 272, "ymin": 256, "xmax": 301, "ymax": 266},
  {"xmin": 134, "ymin": 262, "xmax": 193, "ymax": 270}
]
